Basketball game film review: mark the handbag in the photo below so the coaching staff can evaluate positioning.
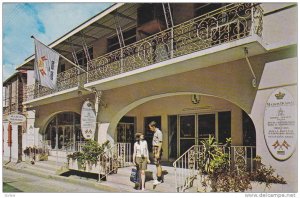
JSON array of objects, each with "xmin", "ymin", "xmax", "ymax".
[{"xmin": 130, "ymin": 168, "xmax": 139, "ymax": 183}]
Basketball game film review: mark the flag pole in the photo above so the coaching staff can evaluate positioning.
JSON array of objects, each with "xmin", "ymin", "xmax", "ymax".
[{"xmin": 31, "ymin": 35, "xmax": 87, "ymax": 73}]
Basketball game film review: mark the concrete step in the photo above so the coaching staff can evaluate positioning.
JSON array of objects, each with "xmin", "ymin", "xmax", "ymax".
[
  {"xmin": 49, "ymin": 150, "xmax": 69, "ymax": 157},
  {"xmin": 34, "ymin": 161, "xmax": 67, "ymax": 172},
  {"xmin": 23, "ymin": 163, "xmax": 57, "ymax": 175},
  {"xmin": 48, "ymin": 155, "xmax": 68, "ymax": 163}
]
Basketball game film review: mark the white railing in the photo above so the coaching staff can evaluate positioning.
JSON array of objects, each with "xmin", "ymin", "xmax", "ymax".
[
  {"xmin": 98, "ymin": 143, "xmax": 132, "ymax": 182},
  {"xmin": 173, "ymin": 145, "xmax": 200, "ymax": 192},
  {"xmin": 173, "ymin": 145, "xmax": 256, "ymax": 192}
]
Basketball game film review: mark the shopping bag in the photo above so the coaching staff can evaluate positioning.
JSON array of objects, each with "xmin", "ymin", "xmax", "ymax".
[{"xmin": 130, "ymin": 168, "xmax": 139, "ymax": 183}]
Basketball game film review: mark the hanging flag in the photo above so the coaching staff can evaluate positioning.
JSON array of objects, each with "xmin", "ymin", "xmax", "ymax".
[{"xmin": 33, "ymin": 38, "xmax": 59, "ymax": 89}]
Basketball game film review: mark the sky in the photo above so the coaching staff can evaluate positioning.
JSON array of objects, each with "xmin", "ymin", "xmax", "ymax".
[{"xmin": 2, "ymin": 2, "xmax": 113, "ymax": 82}]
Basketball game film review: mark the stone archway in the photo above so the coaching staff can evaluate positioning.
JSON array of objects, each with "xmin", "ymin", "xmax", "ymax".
[{"xmin": 106, "ymin": 91, "xmax": 252, "ymax": 142}]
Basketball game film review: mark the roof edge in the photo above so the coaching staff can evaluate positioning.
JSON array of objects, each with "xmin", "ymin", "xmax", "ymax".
[{"xmin": 16, "ymin": 3, "xmax": 124, "ymax": 70}]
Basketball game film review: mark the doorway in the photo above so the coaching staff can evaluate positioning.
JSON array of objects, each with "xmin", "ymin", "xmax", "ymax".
[
  {"xmin": 117, "ymin": 116, "xmax": 136, "ymax": 150},
  {"xmin": 179, "ymin": 113, "xmax": 216, "ymax": 155}
]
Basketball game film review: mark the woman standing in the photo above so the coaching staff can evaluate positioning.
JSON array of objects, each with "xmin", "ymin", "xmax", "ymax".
[{"xmin": 133, "ymin": 133, "xmax": 150, "ymax": 191}]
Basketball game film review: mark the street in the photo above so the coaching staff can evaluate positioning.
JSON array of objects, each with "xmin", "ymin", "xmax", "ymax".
[{"xmin": 3, "ymin": 168, "xmax": 107, "ymax": 193}]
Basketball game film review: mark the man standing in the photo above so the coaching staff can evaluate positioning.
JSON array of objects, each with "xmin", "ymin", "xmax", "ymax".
[{"xmin": 149, "ymin": 121, "xmax": 163, "ymax": 186}]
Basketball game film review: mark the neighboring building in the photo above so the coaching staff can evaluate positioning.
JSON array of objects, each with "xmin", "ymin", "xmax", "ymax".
[
  {"xmin": 11, "ymin": 3, "xmax": 297, "ymax": 192},
  {"xmin": 3, "ymin": 71, "xmax": 27, "ymax": 162}
]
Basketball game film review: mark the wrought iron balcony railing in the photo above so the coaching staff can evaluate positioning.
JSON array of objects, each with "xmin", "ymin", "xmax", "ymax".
[
  {"xmin": 88, "ymin": 3, "xmax": 263, "ymax": 82},
  {"xmin": 24, "ymin": 3, "xmax": 263, "ymax": 102},
  {"xmin": 24, "ymin": 67, "xmax": 86, "ymax": 102}
]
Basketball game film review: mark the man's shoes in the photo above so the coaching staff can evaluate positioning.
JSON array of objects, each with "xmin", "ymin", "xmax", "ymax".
[{"xmin": 153, "ymin": 180, "xmax": 161, "ymax": 185}]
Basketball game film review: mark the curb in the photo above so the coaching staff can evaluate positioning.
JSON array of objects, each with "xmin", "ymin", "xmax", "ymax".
[{"xmin": 3, "ymin": 164, "xmax": 124, "ymax": 193}]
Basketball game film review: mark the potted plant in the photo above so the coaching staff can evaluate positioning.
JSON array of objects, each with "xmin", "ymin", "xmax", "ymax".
[{"xmin": 67, "ymin": 140, "xmax": 111, "ymax": 174}]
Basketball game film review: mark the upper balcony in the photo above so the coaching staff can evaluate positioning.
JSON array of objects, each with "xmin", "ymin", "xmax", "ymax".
[
  {"xmin": 3, "ymin": 96, "xmax": 22, "ymax": 116},
  {"xmin": 24, "ymin": 3, "xmax": 264, "ymax": 104}
]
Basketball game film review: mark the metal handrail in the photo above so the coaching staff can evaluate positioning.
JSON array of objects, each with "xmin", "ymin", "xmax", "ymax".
[
  {"xmin": 98, "ymin": 142, "xmax": 132, "ymax": 182},
  {"xmin": 173, "ymin": 144, "xmax": 256, "ymax": 192},
  {"xmin": 173, "ymin": 145, "xmax": 200, "ymax": 192}
]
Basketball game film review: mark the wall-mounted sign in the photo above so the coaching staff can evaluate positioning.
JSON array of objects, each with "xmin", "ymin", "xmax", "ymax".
[
  {"xmin": 8, "ymin": 114, "xmax": 26, "ymax": 124},
  {"xmin": 81, "ymin": 100, "xmax": 96, "ymax": 140},
  {"xmin": 264, "ymin": 88, "xmax": 297, "ymax": 161}
]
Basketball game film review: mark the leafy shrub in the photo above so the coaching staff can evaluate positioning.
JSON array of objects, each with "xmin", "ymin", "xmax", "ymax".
[
  {"xmin": 197, "ymin": 137, "xmax": 285, "ymax": 192},
  {"xmin": 198, "ymin": 137, "xmax": 252, "ymax": 192},
  {"xmin": 67, "ymin": 140, "xmax": 110, "ymax": 167},
  {"xmin": 250, "ymin": 164, "xmax": 287, "ymax": 189},
  {"xmin": 39, "ymin": 153, "xmax": 48, "ymax": 161}
]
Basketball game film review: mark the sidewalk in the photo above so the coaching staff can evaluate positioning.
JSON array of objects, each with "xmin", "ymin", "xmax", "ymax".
[
  {"xmin": 3, "ymin": 160, "xmax": 178, "ymax": 192},
  {"xmin": 3, "ymin": 160, "xmax": 290, "ymax": 193},
  {"xmin": 3, "ymin": 160, "xmax": 120, "ymax": 192}
]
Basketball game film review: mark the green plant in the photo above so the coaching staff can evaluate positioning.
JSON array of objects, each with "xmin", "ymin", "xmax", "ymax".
[
  {"xmin": 82, "ymin": 140, "xmax": 110, "ymax": 164},
  {"xmin": 39, "ymin": 153, "xmax": 48, "ymax": 161},
  {"xmin": 23, "ymin": 146, "xmax": 44, "ymax": 156},
  {"xmin": 197, "ymin": 137, "xmax": 286, "ymax": 192},
  {"xmin": 250, "ymin": 164, "xmax": 287, "ymax": 189},
  {"xmin": 67, "ymin": 140, "xmax": 110, "ymax": 169},
  {"xmin": 198, "ymin": 137, "xmax": 251, "ymax": 192}
]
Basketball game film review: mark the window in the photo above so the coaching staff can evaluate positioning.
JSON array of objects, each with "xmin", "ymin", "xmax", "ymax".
[
  {"xmin": 117, "ymin": 116, "xmax": 135, "ymax": 145},
  {"xmin": 76, "ymin": 47, "xmax": 93, "ymax": 68},
  {"xmin": 11, "ymin": 81, "xmax": 17, "ymax": 104},
  {"xmin": 107, "ymin": 27, "xmax": 137, "ymax": 52},
  {"xmin": 242, "ymin": 111, "xmax": 256, "ymax": 146},
  {"xmin": 168, "ymin": 115, "xmax": 177, "ymax": 159},
  {"xmin": 137, "ymin": 4, "xmax": 164, "ymax": 26},
  {"xmin": 59, "ymin": 64, "xmax": 65, "ymax": 73},
  {"xmin": 218, "ymin": 111, "xmax": 231, "ymax": 144},
  {"xmin": 3, "ymin": 86, "xmax": 8, "ymax": 107},
  {"xmin": 44, "ymin": 112, "xmax": 82, "ymax": 150},
  {"xmin": 198, "ymin": 114, "xmax": 215, "ymax": 138}
]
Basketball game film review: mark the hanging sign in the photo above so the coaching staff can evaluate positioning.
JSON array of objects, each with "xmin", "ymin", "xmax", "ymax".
[
  {"xmin": 8, "ymin": 114, "xmax": 26, "ymax": 124},
  {"xmin": 81, "ymin": 100, "xmax": 96, "ymax": 140},
  {"xmin": 264, "ymin": 88, "xmax": 297, "ymax": 161}
]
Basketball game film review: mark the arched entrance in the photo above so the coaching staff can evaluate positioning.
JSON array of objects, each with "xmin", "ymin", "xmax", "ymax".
[
  {"xmin": 44, "ymin": 112, "xmax": 83, "ymax": 150},
  {"xmin": 110, "ymin": 93, "xmax": 256, "ymax": 161}
]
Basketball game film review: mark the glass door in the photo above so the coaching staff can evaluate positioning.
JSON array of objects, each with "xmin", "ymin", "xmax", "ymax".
[{"xmin": 179, "ymin": 115, "xmax": 196, "ymax": 156}]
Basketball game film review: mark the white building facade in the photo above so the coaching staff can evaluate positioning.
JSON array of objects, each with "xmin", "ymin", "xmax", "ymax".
[{"xmin": 12, "ymin": 3, "xmax": 297, "ymax": 192}]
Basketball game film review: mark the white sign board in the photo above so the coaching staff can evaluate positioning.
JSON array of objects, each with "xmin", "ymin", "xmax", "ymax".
[
  {"xmin": 8, "ymin": 114, "xmax": 26, "ymax": 124},
  {"xmin": 81, "ymin": 100, "xmax": 96, "ymax": 140},
  {"xmin": 264, "ymin": 88, "xmax": 297, "ymax": 161}
]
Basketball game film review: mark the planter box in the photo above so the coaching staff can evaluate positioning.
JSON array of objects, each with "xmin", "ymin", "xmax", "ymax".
[{"xmin": 68, "ymin": 159, "xmax": 103, "ymax": 174}]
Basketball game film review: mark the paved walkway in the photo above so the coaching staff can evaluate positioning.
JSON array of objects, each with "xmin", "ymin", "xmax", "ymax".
[
  {"xmin": 3, "ymin": 160, "xmax": 293, "ymax": 193},
  {"xmin": 3, "ymin": 168, "xmax": 107, "ymax": 193}
]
